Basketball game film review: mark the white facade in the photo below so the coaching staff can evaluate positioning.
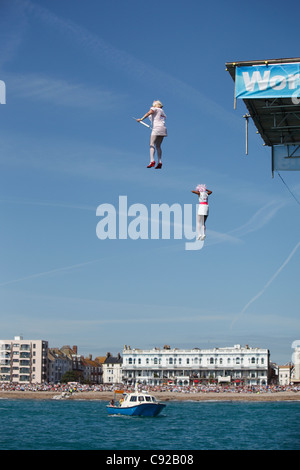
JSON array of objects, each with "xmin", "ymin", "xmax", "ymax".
[
  {"xmin": 122, "ymin": 344, "xmax": 270, "ymax": 386},
  {"xmin": 102, "ymin": 353, "xmax": 122, "ymax": 384},
  {"xmin": 278, "ymin": 365, "xmax": 292, "ymax": 386},
  {"xmin": 0, "ymin": 336, "xmax": 48, "ymax": 384}
]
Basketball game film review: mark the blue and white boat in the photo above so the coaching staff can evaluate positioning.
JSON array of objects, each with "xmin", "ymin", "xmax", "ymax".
[{"xmin": 107, "ymin": 388, "xmax": 166, "ymax": 417}]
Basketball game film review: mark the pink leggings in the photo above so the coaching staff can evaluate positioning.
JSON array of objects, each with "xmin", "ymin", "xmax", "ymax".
[{"xmin": 150, "ymin": 135, "xmax": 164, "ymax": 163}]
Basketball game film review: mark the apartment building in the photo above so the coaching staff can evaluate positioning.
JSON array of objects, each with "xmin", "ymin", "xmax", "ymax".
[
  {"xmin": 81, "ymin": 355, "xmax": 102, "ymax": 384},
  {"xmin": 48, "ymin": 346, "xmax": 103, "ymax": 384},
  {"xmin": 102, "ymin": 352, "xmax": 122, "ymax": 384},
  {"xmin": 278, "ymin": 365, "xmax": 292, "ymax": 386},
  {"xmin": 0, "ymin": 336, "xmax": 48, "ymax": 384},
  {"xmin": 48, "ymin": 348, "xmax": 72, "ymax": 383},
  {"xmin": 122, "ymin": 344, "xmax": 270, "ymax": 386}
]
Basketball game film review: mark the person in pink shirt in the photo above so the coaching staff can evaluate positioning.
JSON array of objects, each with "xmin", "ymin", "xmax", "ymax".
[{"xmin": 192, "ymin": 184, "xmax": 212, "ymax": 240}]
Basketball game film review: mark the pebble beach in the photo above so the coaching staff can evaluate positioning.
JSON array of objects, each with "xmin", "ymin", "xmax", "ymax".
[{"xmin": 1, "ymin": 389, "xmax": 300, "ymax": 402}]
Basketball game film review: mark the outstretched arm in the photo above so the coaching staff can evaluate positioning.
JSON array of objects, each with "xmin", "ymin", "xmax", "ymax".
[
  {"xmin": 191, "ymin": 189, "xmax": 212, "ymax": 195},
  {"xmin": 137, "ymin": 109, "xmax": 154, "ymax": 122}
]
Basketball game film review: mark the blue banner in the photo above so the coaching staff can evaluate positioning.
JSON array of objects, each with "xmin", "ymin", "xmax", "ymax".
[{"xmin": 235, "ymin": 63, "xmax": 300, "ymax": 99}]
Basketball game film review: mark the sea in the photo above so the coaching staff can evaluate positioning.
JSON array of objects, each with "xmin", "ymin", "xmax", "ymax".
[{"xmin": 0, "ymin": 398, "xmax": 299, "ymax": 451}]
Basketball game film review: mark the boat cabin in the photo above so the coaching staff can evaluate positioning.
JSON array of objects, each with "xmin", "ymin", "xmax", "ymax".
[{"xmin": 123, "ymin": 393, "xmax": 158, "ymax": 404}]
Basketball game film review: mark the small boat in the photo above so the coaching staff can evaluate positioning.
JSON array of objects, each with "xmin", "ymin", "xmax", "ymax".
[
  {"xmin": 107, "ymin": 388, "xmax": 166, "ymax": 417},
  {"xmin": 52, "ymin": 391, "xmax": 71, "ymax": 400}
]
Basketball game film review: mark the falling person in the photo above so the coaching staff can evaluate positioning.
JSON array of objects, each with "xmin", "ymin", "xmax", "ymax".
[
  {"xmin": 191, "ymin": 184, "xmax": 212, "ymax": 240},
  {"xmin": 136, "ymin": 100, "xmax": 167, "ymax": 169}
]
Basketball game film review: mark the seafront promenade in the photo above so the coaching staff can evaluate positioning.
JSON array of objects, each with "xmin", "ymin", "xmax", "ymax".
[{"xmin": 0, "ymin": 384, "xmax": 300, "ymax": 402}]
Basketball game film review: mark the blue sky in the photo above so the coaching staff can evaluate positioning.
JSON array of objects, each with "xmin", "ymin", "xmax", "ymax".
[{"xmin": 0, "ymin": 0, "xmax": 299, "ymax": 364}]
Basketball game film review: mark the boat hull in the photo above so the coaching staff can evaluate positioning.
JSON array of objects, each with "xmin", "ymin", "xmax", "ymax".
[{"xmin": 107, "ymin": 403, "xmax": 165, "ymax": 417}]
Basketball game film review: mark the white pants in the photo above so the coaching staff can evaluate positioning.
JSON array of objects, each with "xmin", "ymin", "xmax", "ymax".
[
  {"xmin": 150, "ymin": 135, "xmax": 164, "ymax": 163},
  {"xmin": 197, "ymin": 214, "xmax": 208, "ymax": 237}
]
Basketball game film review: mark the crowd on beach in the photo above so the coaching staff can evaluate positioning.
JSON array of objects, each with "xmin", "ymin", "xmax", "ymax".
[{"xmin": 0, "ymin": 382, "xmax": 300, "ymax": 394}]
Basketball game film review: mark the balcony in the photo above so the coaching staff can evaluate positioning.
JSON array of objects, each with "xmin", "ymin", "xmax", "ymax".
[{"xmin": 0, "ymin": 360, "xmax": 10, "ymax": 366}]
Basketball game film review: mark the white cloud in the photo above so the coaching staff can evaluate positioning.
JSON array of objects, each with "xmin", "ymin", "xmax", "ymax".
[
  {"xmin": 19, "ymin": 0, "xmax": 239, "ymax": 126},
  {"xmin": 7, "ymin": 73, "xmax": 120, "ymax": 110},
  {"xmin": 0, "ymin": 259, "xmax": 100, "ymax": 288},
  {"xmin": 0, "ymin": 0, "xmax": 28, "ymax": 67},
  {"xmin": 228, "ymin": 200, "xmax": 286, "ymax": 238},
  {"xmin": 231, "ymin": 240, "xmax": 300, "ymax": 328}
]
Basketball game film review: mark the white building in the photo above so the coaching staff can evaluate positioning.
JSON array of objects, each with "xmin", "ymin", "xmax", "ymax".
[
  {"xmin": 122, "ymin": 344, "xmax": 270, "ymax": 387},
  {"xmin": 102, "ymin": 352, "xmax": 122, "ymax": 384},
  {"xmin": 278, "ymin": 365, "xmax": 292, "ymax": 386},
  {"xmin": 0, "ymin": 336, "xmax": 48, "ymax": 384}
]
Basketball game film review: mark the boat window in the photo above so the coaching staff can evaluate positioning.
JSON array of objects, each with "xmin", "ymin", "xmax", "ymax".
[
  {"xmin": 151, "ymin": 397, "xmax": 157, "ymax": 402},
  {"xmin": 130, "ymin": 396, "xmax": 137, "ymax": 402},
  {"xmin": 145, "ymin": 396, "xmax": 151, "ymax": 402},
  {"xmin": 138, "ymin": 396, "xmax": 144, "ymax": 402}
]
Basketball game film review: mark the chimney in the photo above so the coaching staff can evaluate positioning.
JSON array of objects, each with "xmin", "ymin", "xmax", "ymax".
[{"xmin": 73, "ymin": 345, "xmax": 78, "ymax": 354}]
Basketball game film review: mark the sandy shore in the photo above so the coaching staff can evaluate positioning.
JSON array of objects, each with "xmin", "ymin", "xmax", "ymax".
[{"xmin": 0, "ymin": 391, "xmax": 300, "ymax": 402}]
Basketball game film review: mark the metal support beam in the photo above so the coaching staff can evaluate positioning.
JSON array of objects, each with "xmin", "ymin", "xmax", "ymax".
[{"xmin": 243, "ymin": 114, "xmax": 250, "ymax": 155}]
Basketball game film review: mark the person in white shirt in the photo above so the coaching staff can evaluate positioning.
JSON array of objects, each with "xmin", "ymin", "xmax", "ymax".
[
  {"xmin": 137, "ymin": 100, "xmax": 167, "ymax": 169},
  {"xmin": 191, "ymin": 184, "xmax": 212, "ymax": 240}
]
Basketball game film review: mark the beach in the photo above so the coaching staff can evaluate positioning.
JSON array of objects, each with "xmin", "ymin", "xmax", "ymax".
[{"xmin": 1, "ymin": 390, "xmax": 300, "ymax": 402}]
